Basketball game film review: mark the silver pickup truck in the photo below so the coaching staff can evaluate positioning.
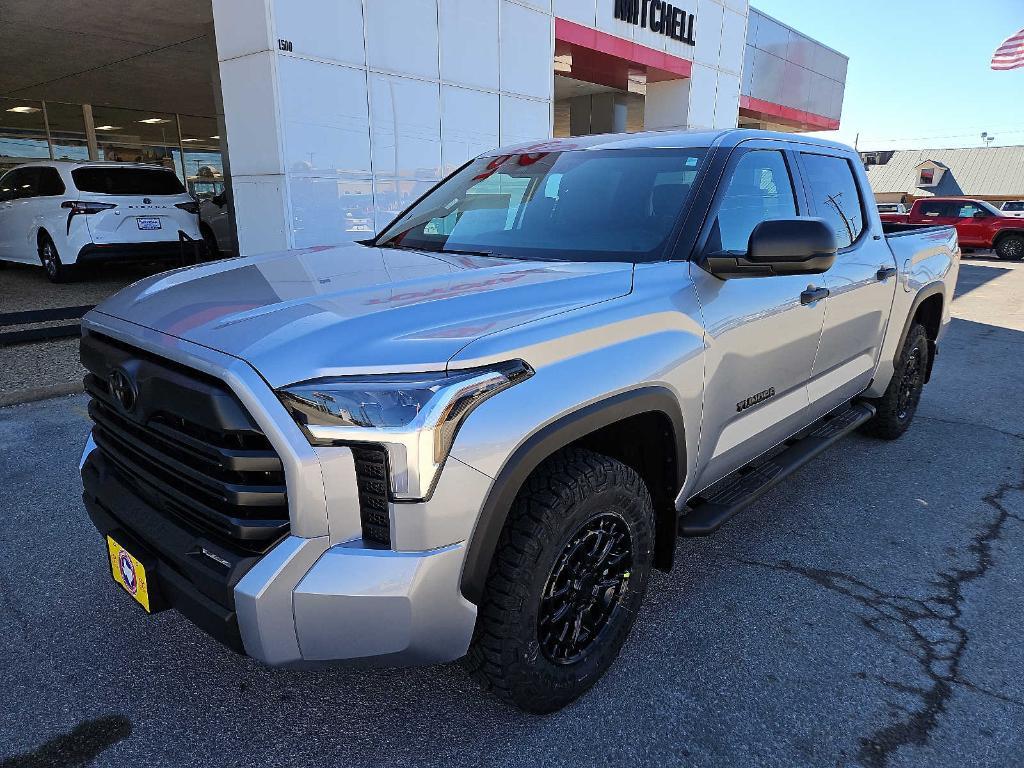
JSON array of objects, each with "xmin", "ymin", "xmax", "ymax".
[{"xmin": 79, "ymin": 129, "xmax": 958, "ymax": 713}]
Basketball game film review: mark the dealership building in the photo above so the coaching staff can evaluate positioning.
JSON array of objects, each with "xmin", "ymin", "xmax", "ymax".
[{"xmin": 0, "ymin": 0, "xmax": 847, "ymax": 256}]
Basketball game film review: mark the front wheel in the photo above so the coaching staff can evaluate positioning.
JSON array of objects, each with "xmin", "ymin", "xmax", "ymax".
[
  {"xmin": 464, "ymin": 448, "xmax": 655, "ymax": 713},
  {"xmin": 995, "ymin": 234, "xmax": 1024, "ymax": 261},
  {"xmin": 38, "ymin": 234, "xmax": 75, "ymax": 283},
  {"xmin": 862, "ymin": 323, "xmax": 930, "ymax": 440}
]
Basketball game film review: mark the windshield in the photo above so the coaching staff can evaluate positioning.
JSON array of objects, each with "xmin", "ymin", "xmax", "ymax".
[
  {"xmin": 375, "ymin": 148, "xmax": 708, "ymax": 262},
  {"xmin": 72, "ymin": 167, "xmax": 185, "ymax": 195}
]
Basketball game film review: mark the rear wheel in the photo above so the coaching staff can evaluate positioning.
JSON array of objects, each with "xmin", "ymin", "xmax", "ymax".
[
  {"xmin": 862, "ymin": 323, "xmax": 929, "ymax": 440},
  {"xmin": 38, "ymin": 234, "xmax": 75, "ymax": 283},
  {"xmin": 995, "ymin": 234, "xmax": 1024, "ymax": 261},
  {"xmin": 465, "ymin": 448, "xmax": 654, "ymax": 713}
]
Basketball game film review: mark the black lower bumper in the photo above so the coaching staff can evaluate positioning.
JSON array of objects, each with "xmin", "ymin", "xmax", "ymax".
[
  {"xmin": 76, "ymin": 240, "xmax": 206, "ymax": 265},
  {"xmin": 81, "ymin": 449, "xmax": 262, "ymax": 653}
]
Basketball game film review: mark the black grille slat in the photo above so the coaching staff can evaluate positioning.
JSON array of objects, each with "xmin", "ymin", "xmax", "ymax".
[
  {"xmin": 352, "ymin": 446, "xmax": 391, "ymax": 545},
  {"xmin": 81, "ymin": 332, "xmax": 290, "ymax": 550}
]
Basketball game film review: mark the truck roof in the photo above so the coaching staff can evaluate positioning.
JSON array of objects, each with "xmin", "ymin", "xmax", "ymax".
[{"xmin": 490, "ymin": 128, "xmax": 857, "ymax": 156}]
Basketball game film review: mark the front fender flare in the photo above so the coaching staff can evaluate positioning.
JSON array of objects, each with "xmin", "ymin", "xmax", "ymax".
[{"xmin": 459, "ymin": 386, "xmax": 686, "ymax": 605}]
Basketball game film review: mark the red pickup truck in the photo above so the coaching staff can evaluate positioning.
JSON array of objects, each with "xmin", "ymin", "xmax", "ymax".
[{"xmin": 879, "ymin": 198, "xmax": 1024, "ymax": 260}]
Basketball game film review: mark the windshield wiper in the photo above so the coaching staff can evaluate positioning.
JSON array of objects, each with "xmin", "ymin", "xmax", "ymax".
[{"xmin": 376, "ymin": 241, "xmax": 499, "ymax": 259}]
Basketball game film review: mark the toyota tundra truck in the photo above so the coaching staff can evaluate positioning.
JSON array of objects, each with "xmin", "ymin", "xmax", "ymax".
[
  {"xmin": 879, "ymin": 197, "xmax": 1023, "ymax": 260},
  {"xmin": 79, "ymin": 129, "xmax": 958, "ymax": 713}
]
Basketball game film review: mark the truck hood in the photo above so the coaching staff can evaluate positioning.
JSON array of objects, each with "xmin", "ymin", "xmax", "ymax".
[{"xmin": 94, "ymin": 243, "xmax": 634, "ymax": 387}]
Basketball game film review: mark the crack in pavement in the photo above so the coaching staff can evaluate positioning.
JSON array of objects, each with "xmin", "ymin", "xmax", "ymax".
[{"xmin": 728, "ymin": 468, "xmax": 1024, "ymax": 767}]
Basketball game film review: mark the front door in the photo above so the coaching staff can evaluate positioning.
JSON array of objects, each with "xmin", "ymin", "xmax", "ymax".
[
  {"xmin": 690, "ymin": 145, "xmax": 827, "ymax": 489},
  {"xmin": 799, "ymin": 151, "xmax": 898, "ymax": 417}
]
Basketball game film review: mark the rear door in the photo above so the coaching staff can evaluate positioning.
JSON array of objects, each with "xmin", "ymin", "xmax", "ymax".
[
  {"xmin": 913, "ymin": 199, "xmax": 955, "ymax": 227},
  {"xmin": 690, "ymin": 143, "xmax": 827, "ymax": 486},
  {"xmin": 0, "ymin": 169, "xmax": 19, "ymax": 260},
  {"xmin": 70, "ymin": 166, "xmax": 191, "ymax": 244},
  {"xmin": 797, "ymin": 151, "xmax": 897, "ymax": 417},
  {"xmin": 0, "ymin": 168, "xmax": 38, "ymax": 262}
]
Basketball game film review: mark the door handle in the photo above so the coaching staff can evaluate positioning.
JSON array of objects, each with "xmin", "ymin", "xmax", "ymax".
[
  {"xmin": 876, "ymin": 266, "xmax": 898, "ymax": 280},
  {"xmin": 800, "ymin": 287, "xmax": 829, "ymax": 305}
]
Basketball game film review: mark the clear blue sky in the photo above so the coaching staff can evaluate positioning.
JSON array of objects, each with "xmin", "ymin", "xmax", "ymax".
[{"xmin": 751, "ymin": 0, "xmax": 1024, "ymax": 150}]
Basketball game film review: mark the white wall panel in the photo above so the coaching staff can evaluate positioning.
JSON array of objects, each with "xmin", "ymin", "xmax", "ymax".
[
  {"xmin": 440, "ymin": 0, "xmax": 500, "ymax": 91},
  {"xmin": 719, "ymin": 8, "xmax": 747, "ymax": 76},
  {"xmin": 694, "ymin": 0, "xmax": 724, "ymax": 69},
  {"xmin": 273, "ymin": 0, "xmax": 364, "ymax": 65},
  {"xmin": 686, "ymin": 63, "xmax": 718, "ymax": 129},
  {"xmin": 365, "ymin": 0, "xmax": 439, "ymax": 79},
  {"xmin": 232, "ymin": 174, "xmax": 290, "ymax": 254},
  {"xmin": 500, "ymin": 2, "xmax": 553, "ymax": 100},
  {"xmin": 554, "ymin": 0, "xmax": 595, "ymax": 27},
  {"xmin": 369, "ymin": 74, "xmax": 442, "ymax": 180},
  {"xmin": 219, "ymin": 51, "xmax": 283, "ymax": 176},
  {"xmin": 288, "ymin": 174, "xmax": 374, "ymax": 248},
  {"xmin": 499, "ymin": 95, "xmax": 550, "ymax": 146},
  {"xmin": 441, "ymin": 86, "xmax": 500, "ymax": 174},
  {"xmin": 212, "ymin": 0, "xmax": 271, "ymax": 60},
  {"xmin": 713, "ymin": 71, "xmax": 740, "ymax": 128},
  {"xmin": 279, "ymin": 56, "xmax": 371, "ymax": 175}
]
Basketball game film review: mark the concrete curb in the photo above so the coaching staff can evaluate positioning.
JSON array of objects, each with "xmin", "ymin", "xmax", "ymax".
[{"xmin": 0, "ymin": 381, "xmax": 84, "ymax": 408}]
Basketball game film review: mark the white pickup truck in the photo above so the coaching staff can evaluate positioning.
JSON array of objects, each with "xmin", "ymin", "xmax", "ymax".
[{"xmin": 79, "ymin": 129, "xmax": 958, "ymax": 712}]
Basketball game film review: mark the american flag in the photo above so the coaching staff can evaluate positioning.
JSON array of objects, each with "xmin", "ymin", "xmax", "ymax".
[{"xmin": 991, "ymin": 27, "xmax": 1024, "ymax": 70}]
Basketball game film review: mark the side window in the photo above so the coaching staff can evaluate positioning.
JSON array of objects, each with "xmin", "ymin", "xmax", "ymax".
[
  {"xmin": 710, "ymin": 150, "xmax": 797, "ymax": 253},
  {"xmin": 37, "ymin": 168, "xmax": 66, "ymax": 197},
  {"xmin": 800, "ymin": 153, "xmax": 866, "ymax": 249},
  {"xmin": 918, "ymin": 201, "xmax": 946, "ymax": 217},
  {"xmin": 954, "ymin": 202, "xmax": 984, "ymax": 218},
  {"xmin": 2, "ymin": 169, "xmax": 32, "ymax": 200},
  {"xmin": 0, "ymin": 172, "xmax": 14, "ymax": 202}
]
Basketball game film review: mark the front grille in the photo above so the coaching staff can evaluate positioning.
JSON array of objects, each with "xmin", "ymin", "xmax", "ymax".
[
  {"xmin": 81, "ymin": 332, "xmax": 289, "ymax": 552},
  {"xmin": 352, "ymin": 446, "xmax": 391, "ymax": 545}
]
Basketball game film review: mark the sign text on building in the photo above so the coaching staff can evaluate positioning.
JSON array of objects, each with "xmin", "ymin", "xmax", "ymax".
[{"xmin": 613, "ymin": 0, "xmax": 696, "ymax": 46}]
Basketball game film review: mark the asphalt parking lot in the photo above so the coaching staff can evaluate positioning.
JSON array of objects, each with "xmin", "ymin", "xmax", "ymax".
[
  {"xmin": 1, "ymin": 258, "xmax": 1022, "ymax": 767},
  {"xmin": 0, "ymin": 261, "xmax": 167, "ymax": 400}
]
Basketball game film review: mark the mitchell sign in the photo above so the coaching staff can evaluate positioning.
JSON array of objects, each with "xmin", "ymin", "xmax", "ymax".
[{"xmin": 613, "ymin": 0, "xmax": 696, "ymax": 45}]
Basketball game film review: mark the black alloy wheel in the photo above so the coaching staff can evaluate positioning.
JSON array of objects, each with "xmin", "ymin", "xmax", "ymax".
[{"xmin": 538, "ymin": 511, "xmax": 633, "ymax": 665}]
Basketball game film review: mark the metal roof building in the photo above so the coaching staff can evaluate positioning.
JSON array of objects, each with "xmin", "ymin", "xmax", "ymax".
[{"xmin": 865, "ymin": 145, "xmax": 1024, "ymax": 204}]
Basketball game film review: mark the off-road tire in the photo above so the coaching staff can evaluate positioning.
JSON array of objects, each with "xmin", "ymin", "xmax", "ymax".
[
  {"xmin": 995, "ymin": 234, "xmax": 1024, "ymax": 261},
  {"xmin": 38, "ymin": 233, "xmax": 75, "ymax": 283},
  {"xmin": 464, "ymin": 447, "xmax": 655, "ymax": 713},
  {"xmin": 862, "ymin": 323, "xmax": 929, "ymax": 440}
]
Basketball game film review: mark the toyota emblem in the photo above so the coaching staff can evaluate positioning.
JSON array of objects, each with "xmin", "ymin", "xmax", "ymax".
[
  {"xmin": 108, "ymin": 368, "xmax": 138, "ymax": 413},
  {"xmin": 143, "ymin": 197, "xmax": 152, "ymax": 204}
]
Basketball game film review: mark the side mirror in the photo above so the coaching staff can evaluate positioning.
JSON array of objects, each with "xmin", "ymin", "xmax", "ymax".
[
  {"xmin": 704, "ymin": 218, "xmax": 838, "ymax": 278},
  {"xmin": 973, "ymin": 211, "xmax": 987, "ymax": 219}
]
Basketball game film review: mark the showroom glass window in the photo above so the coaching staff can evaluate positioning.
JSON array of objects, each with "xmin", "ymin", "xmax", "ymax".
[
  {"xmin": 707, "ymin": 150, "xmax": 797, "ymax": 253},
  {"xmin": 376, "ymin": 148, "xmax": 709, "ymax": 262},
  {"xmin": 800, "ymin": 153, "xmax": 866, "ymax": 249}
]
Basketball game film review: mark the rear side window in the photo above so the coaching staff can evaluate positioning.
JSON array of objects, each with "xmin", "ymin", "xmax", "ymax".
[
  {"xmin": 72, "ymin": 167, "xmax": 185, "ymax": 195},
  {"xmin": 800, "ymin": 153, "xmax": 865, "ymax": 248},
  {"xmin": 709, "ymin": 149, "xmax": 797, "ymax": 253},
  {"xmin": 1005, "ymin": 202, "xmax": 1024, "ymax": 211},
  {"xmin": 36, "ymin": 168, "xmax": 66, "ymax": 196},
  {"xmin": 917, "ymin": 201, "xmax": 949, "ymax": 217}
]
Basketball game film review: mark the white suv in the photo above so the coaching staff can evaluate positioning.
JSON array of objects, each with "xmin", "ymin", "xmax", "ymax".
[{"xmin": 0, "ymin": 161, "xmax": 203, "ymax": 282}]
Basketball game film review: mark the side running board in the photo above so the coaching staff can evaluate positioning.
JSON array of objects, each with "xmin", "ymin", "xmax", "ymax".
[{"xmin": 679, "ymin": 401, "xmax": 876, "ymax": 537}]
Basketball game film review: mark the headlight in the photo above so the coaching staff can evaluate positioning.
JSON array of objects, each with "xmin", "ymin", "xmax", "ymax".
[{"xmin": 278, "ymin": 360, "xmax": 532, "ymax": 500}]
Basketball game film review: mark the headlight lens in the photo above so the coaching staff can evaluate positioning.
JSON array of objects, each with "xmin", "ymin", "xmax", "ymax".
[{"xmin": 278, "ymin": 360, "xmax": 532, "ymax": 500}]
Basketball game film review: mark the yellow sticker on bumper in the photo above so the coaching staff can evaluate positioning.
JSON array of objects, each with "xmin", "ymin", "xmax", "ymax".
[{"xmin": 106, "ymin": 536, "xmax": 151, "ymax": 612}]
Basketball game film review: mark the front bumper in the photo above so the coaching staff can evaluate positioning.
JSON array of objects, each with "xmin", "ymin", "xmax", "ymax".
[{"xmin": 78, "ymin": 312, "xmax": 486, "ymax": 667}]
